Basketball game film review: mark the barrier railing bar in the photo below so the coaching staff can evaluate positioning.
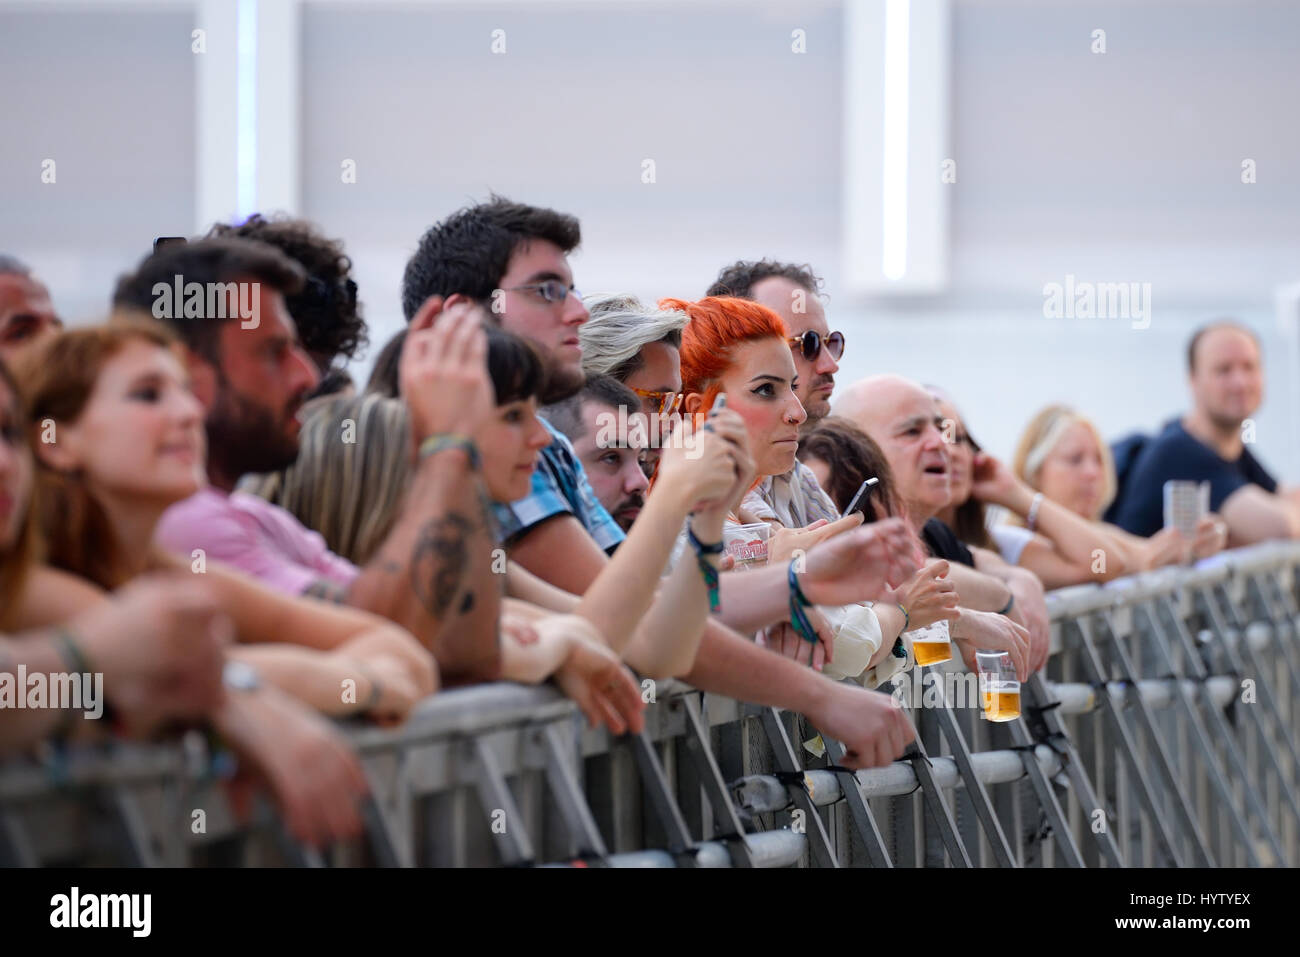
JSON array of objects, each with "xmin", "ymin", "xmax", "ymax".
[
  {"xmin": 1097, "ymin": 609, "xmax": 1217, "ymax": 865},
  {"xmin": 757, "ymin": 708, "xmax": 839, "ymax": 868},
  {"xmin": 675, "ymin": 694, "xmax": 756, "ymax": 867},
  {"xmin": 1212, "ymin": 593, "xmax": 1300, "ymax": 832},
  {"xmin": 1141, "ymin": 596, "xmax": 1276, "ymax": 864},
  {"xmin": 933, "ymin": 686, "xmax": 1017, "ymax": 867},
  {"xmin": 627, "ymin": 731, "xmax": 696, "ymax": 860},
  {"xmin": 1023, "ymin": 674, "xmax": 1124, "ymax": 868},
  {"xmin": 901, "ymin": 715, "xmax": 973, "ymax": 868},
  {"xmin": 1070, "ymin": 615, "xmax": 1189, "ymax": 865},
  {"xmin": 1194, "ymin": 585, "xmax": 1288, "ymax": 864},
  {"xmin": 820, "ymin": 735, "xmax": 893, "ymax": 867},
  {"xmin": 539, "ymin": 721, "xmax": 610, "ymax": 862},
  {"xmin": 469, "ymin": 737, "xmax": 534, "ymax": 866}
]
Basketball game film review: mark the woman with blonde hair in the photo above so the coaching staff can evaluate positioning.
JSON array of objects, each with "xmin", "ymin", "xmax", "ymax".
[
  {"xmin": 241, "ymin": 392, "xmax": 413, "ymax": 565},
  {"xmin": 1003, "ymin": 404, "xmax": 1225, "ymax": 576}
]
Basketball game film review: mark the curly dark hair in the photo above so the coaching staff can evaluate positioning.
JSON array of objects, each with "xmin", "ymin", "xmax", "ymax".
[
  {"xmin": 112, "ymin": 237, "xmax": 305, "ymax": 364},
  {"xmin": 401, "ymin": 195, "xmax": 581, "ymax": 322},
  {"xmin": 207, "ymin": 213, "xmax": 367, "ymax": 369},
  {"xmin": 705, "ymin": 259, "xmax": 825, "ymax": 300}
]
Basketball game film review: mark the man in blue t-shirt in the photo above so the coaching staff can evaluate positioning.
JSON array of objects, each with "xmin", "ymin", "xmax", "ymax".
[{"xmin": 1108, "ymin": 321, "xmax": 1300, "ymax": 543}]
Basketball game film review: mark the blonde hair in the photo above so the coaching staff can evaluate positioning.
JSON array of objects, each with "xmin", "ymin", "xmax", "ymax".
[
  {"xmin": 241, "ymin": 393, "xmax": 412, "ymax": 564},
  {"xmin": 1013, "ymin": 404, "xmax": 1117, "ymax": 520}
]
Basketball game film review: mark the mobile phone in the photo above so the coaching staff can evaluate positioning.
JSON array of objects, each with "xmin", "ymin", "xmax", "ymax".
[
  {"xmin": 711, "ymin": 393, "xmax": 727, "ymax": 413},
  {"xmin": 844, "ymin": 477, "xmax": 879, "ymax": 518}
]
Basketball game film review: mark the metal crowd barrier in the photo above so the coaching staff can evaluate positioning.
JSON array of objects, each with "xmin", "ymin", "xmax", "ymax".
[{"xmin": 2, "ymin": 542, "xmax": 1299, "ymax": 867}]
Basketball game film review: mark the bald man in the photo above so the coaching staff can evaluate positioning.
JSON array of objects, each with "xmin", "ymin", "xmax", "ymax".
[
  {"xmin": 836, "ymin": 375, "xmax": 1046, "ymax": 675},
  {"xmin": 1107, "ymin": 321, "xmax": 1300, "ymax": 544},
  {"xmin": 0, "ymin": 257, "xmax": 62, "ymax": 366}
]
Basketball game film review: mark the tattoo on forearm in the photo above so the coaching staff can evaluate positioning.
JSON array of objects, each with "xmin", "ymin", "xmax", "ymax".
[{"xmin": 410, "ymin": 514, "xmax": 473, "ymax": 616}]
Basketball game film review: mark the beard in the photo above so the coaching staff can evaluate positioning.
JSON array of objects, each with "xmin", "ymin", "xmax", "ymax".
[
  {"xmin": 206, "ymin": 385, "xmax": 302, "ymax": 482},
  {"xmin": 800, "ymin": 376, "xmax": 835, "ymax": 431},
  {"xmin": 611, "ymin": 491, "xmax": 646, "ymax": 531}
]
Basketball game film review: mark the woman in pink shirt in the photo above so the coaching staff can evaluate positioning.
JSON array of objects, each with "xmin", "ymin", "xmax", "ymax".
[{"xmin": 13, "ymin": 318, "xmax": 436, "ymax": 724}]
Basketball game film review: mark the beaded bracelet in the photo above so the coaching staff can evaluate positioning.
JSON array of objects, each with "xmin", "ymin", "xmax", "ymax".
[{"xmin": 686, "ymin": 523, "xmax": 723, "ymax": 613}]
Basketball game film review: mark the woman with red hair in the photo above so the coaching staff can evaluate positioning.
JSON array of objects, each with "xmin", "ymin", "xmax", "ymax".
[
  {"xmin": 669, "ymin": 296, "xmax": 809, "ymax": 479},
  {"xmin": 664, "ymin": 296, "xmax": 922, "ymax": 687}
]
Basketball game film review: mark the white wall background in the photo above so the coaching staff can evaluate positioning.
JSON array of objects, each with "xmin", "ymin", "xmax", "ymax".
[{"xmin": 2, "ymin": 0, "xmax": 1298, "ymax": 479}]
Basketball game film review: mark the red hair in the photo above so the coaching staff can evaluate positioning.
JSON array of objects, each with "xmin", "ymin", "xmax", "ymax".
[{"xmin": 659, "ymin": 296, "xmax": 789, "ymax": 413}]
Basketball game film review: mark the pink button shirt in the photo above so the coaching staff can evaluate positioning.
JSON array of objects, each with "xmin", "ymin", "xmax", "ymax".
[{"xmin": 155, "ymin": 488, "xmax": 359, "ymax": 596}]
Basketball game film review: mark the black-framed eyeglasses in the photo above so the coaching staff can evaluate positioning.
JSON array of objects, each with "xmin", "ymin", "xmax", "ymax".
[
  {"xmin": 787, "ymin": 329, "xmax": 845, "ymax": 362},
  {"xmin": 501, "ymin": 279, "xmax": 582, "ymax": 306}
]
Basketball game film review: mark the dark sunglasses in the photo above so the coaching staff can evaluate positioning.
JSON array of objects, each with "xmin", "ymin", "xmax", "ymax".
[{"xmin": 787, "ymin": 330, "xmax": 845, "ymax": 362}]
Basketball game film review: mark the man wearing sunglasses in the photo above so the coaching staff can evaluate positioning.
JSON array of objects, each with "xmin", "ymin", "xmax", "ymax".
[
  {"xmin": 707, "ymin": 260, "xmax": 845, "ymax": 527},
  {"xmin": 708, "ymin": 259, "xmax": 844, "ymax": 434}
]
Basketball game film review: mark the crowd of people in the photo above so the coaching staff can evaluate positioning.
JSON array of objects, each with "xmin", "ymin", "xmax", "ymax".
[{"xmin": 1, "ymin": 197, "xmax": 1297, "ymax": 850}]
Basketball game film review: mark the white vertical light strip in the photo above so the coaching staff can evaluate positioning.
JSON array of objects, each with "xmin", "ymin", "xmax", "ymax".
[
  {"xmin": 235, "ymin": 0, "xmax": 258, "ymax": 220},
  {"xmin": 842, "ymin": 0, "xmax": 949, "ymax": 296},
  {"xmin": 881, "ymin": 0, "xmax": 910, "ymax": 281},
  {"xmin": 195, "ymin": 0, "xmax": 239, "ymax": 232},
  {"xmin": 255, "ymin": 0, "xmax": 301, "ymax": 216}
]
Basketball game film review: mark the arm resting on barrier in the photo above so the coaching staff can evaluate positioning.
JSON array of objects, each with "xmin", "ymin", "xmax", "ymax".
[
  {"xmin": 1219, "ymin": 484, "xmax": 1300, "ymax": 546},
  {"xmin": 200, "ymin": 565, "xmax": 438, "ymax": 707},
  {"xmin": 680, "ymin": 617, "xmax": 915, "ymax": 769}
]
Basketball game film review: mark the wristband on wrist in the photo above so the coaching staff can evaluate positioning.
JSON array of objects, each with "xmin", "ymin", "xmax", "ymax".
[
  {"xmin": 1026, "ymin": 492, "xmax": 1045, "ymax": 532},
  {"xmin": 53, "ymin": 628, "xmax": 91, "ymax": 676},
  {"xmin": 787, "ymin": 561, "xmax": 819, "ymax": 647},
  {"xmin": 48, "ymin": 630, "xmax": 92, "ymax": 740},
  {"xmin": 419, "ymin": 433, "xmax": 481, "ymax": 470},
  {"xmin": 997, "ymin": 592, "xmax": 1016, "ymax": 616},
  {"xmin": 895, "ymin": 602, "xmax": 910, "ymax": 639},
  {"xmin": 686, "ymin": 522, "xmax": 724, "ymax": 613}
]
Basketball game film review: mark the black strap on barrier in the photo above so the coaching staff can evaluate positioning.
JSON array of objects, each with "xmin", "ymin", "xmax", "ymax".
[
  {"xmin": 772, "ymin": 770, "xmax": 807, "ymax": 812},
  {"xmin": 900, "ymin": 745, "xmax": 933, "ymax": 768}
]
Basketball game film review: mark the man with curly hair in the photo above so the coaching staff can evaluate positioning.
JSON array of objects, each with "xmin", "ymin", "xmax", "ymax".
[{"xmin": 208, "ymin": 214, "xmax": 368, "ymax": 376}]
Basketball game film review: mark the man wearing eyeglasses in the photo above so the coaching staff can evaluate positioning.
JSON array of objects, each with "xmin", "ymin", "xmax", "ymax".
[{"xmin": 399, "ymin": 204, "xmax": 919, "ymax": 768}]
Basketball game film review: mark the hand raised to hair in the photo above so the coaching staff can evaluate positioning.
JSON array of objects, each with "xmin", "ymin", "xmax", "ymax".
[{"xmin": 400, "ymin": 296, "xmax": 495, "ymax": 445}]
